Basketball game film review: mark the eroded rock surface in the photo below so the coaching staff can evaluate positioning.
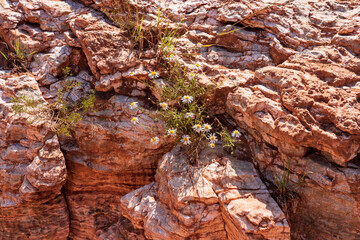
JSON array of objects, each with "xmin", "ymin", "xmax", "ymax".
[
  {"xmin": 121, "ymin": 145, "xmax": 290, "ymax": 240},
  {"xmin": 0, "ymin": 0, "xmax": 360, "ymax": 239},
  {"xmin": 226, "ymin": 36, "xmax": 360, "ymax": 240},
  {"xmin": 61, "ymin": 95, "xmax": 172, "ymax": 239},
  {"xmin": 0, "ymin": 72, "xmax": 68, "ymax": 239}
]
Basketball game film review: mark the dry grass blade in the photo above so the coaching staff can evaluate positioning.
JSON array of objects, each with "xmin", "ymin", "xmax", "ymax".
[{"xmin": 218, "ymin": 0, "xmax": 295, "ymax": 36}]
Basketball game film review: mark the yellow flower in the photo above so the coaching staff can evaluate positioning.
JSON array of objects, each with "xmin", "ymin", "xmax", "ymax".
[
  {"xmin": 167, "ymin": 128, "xmax": 177, "ymax": 136},
  {"xmin": 208, "ymin": 133, "xmax": 217, "ymax": 143},
  {"xmin": 160, "ymin": 102, "xmax": 168, "ymax": 110},
  {"xmin": 131, "ymin": 117, "xmax": 139, "ymax": 124},
  {"xmin": 194, "ymin": 63, "xmax": 201, "ymax": 71},
  {"xmin": 203, "ymin": 124, "xmax": 212, "ymax": 132},
  {"xmin": 185, "ymin": 112, "xmax": 194, "ymax": 118},
  {"xmin": 148, "ymin": 71, "xmax": 159, "ymax": 79},
  {"xmin": 181, "ymin": 135, "xmax": 191, "ymax": 145},
  {"xmin": 181, "ymin": 95, "xmax": 193, "ymax": 103}
]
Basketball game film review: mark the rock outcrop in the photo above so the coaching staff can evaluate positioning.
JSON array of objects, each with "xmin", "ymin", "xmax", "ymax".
[
  {"xmin": 121, "ymin": 145, "xmax": 290, "ymax": 240},
  {"xmin": 226, "ymin": 46, "xmax": 360, "ymax": 240},
  {"xmin": 0, "ymin": 71, "xmax": 68, "ymax": 239},
  {"xmin": 0, "ymin": 0, "xmax": 359, "ymax": 239},
  {"xmin": 62, "ymin": 95, "xmax": 173, "ymax": 239}
]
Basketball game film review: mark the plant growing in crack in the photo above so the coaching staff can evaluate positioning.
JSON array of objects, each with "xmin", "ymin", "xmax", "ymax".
[
  {"xmin": 0, "ymin": 40, "xmax": 36, "ymax": 73},
  {"xmin": 129, "ymin": 47, "xmax": 242, "ymax": 162},
  {"xmin": 102, "ymin": 0, "xmax": 164, "ymax": 51},
  {"xmin": 11, "ymin": 67, "xmax": 97, "ymax": 136},
  {"xmin": 104, "ymin": 2, "xmax": 243, "ymax": 159},
  {"xmin": 274, "ymin": 160, "xmax": 311, "ymax": 199}
]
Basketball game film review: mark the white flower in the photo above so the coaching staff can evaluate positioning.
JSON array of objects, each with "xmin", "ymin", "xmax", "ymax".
[
  {"xmin": 181, "ymin": 135, "xmax": 191, "ymax": 145},
  {"xmin": 148, "ymin": 71, "xmax": 159, "ymax": 79},
  {"xmin": 166, "ymin": 54, "xmax": 175, "ymax": 61},
  {"xmin": 189, "ymin": 73, "xmax": 195, "ymax": 79},
  {"xmin": 231, "ymin": 129, "xmax": 241, "ymax": 138},
  {"xmin": 171, "ymin": 47, "xmax": 176, "ymax": 53},
  {"xmin": 130, "ymin": 71, "xmax": 136, "ymax": 76},
  {"xmin": 167, "ymin": 128, "xmax": 177, "ymax": 136},
  {"xmin": 181, "ymin": 95, "xmax": 193, "ymax": 103},
  {"xmin": 185, "ymin": 112, "xmax": 194, "ymax": 118},
  {"xmin": 208, "ymin": 133, "xmax": 217, "ymax": 143},
  {"xmin": 150, "ymin": 137, "xmax": 159, "ymax": 145},
  {"xmin": 129, "ymin": 101, "xmax": 138, "ymax": 110},
  {"xmin": 197, "ymin": 42, "xmax": 202, "ymax": 48},
  {"xmin": 160, "ymin": 102, "xmax": 168, "ymax": 110},
  {"xmin": 131, "ymin": 117, "xmax": 139, "ymax": 124},
  {"xmin": 194, "ymin": 63, "xmax": 201, "ymax": 71},
  {"xmin": 209, "ymin": 142, "xmax": 215, "ymax": 148},
  {"xmin": 192, "ymin": 124, "xmax": 203, "ymax": 133},
  {"xmin": 203, "ymin": 124, "xmax": 212, "ymax": 132}
]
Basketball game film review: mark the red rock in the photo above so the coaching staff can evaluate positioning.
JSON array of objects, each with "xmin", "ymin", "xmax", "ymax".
[
  {"xmin": 121, "ymin": 145, "xmax": 290, "ymax": 240},
  {"xmin": 0, "ymin": 72, "xmax": 68, "ymax": 239}
]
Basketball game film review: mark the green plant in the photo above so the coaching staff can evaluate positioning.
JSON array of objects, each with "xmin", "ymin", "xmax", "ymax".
[
  {"xmin": 129, "ymin": 48, "xmax": 242, "ymax": 161},
  {"xmin": 105, "ymin": 3, "xmax": 241, "ymax": 158},
  {"xmin": 0, "ymin": 40, "xmax": 36, "ymax": 72},
  {"xmin": 158, "ymin": 18, "xmax": 183, "ymax": 56},
  {"xmin": 102, "ymin": 0, "xmax": 146, "ymax": 50},
  {"xmin": 11, "ymin": 67, "xmax": 96, "ymax": 136},
  {"xmin": 274, "ymin": 160, "xmax": 310, "ymax": 197}
]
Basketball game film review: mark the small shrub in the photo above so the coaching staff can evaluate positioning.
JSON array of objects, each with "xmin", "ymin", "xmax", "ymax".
[
  {"xmin": 104, "ymin": 2, "xmax": 242, "ymax": 159},
  {"xmin": 129, "ymin": 40, "xmax": 241, "ymax": 161},
  {"xmin": 11, "ymin": 67, "xmax": 96, "ymax": 136},
  {"xmin": 0, "ymin": 40, "xmax": 36, "ymax": 72}
]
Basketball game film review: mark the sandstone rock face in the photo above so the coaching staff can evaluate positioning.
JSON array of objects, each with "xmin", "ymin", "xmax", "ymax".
[
  {"xmin": 227, "ymin": 46, "xmax": 360, "ymax": 166},
  {"xmin": 121, "ymin": 145, "xmax": 290, "ymax": 240},
  {"xmin": 226, "ymin": 26, "xmax": 360, "ymax": 240},
  {"xmin": 1, "ymin": 0, "xmax": 360, "ymax": 239},
  {"xmin": 0, "ymin": 71, "xmax": 68, "ymax": 239},
  {"xmin": 61, "ymin": 95, "xmax": 172, "ymax": 239}
]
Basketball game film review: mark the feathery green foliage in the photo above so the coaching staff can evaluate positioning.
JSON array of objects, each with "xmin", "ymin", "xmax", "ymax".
[{"xmin": 11, "ymin": 67, "xmax": 96, "ymax": 136}]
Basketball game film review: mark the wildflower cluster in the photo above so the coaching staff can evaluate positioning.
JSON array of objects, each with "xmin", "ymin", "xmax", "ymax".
[
  {"xmin": 127, "ymin": 58, "xmax": 242, "ymax": 156},
  {"xmin": 118, "ymin": 4, "xmax": 242, "ymax": 156}
]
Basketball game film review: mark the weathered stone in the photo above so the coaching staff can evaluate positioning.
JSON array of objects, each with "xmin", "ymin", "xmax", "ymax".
[
  {"xmin": 227, "ymin": 46, "xmax": 360, "ymax": 166},
  {"xmin": 61, "ymin": 94, "xmax": 173, "ymax": 239},
  {"xmin": 1, "ymin": 0, "xmax": 360, "ymax": 239},
  {"xmin": 0, "ymin": 72, "xmax": 68, "ymax": 239},
  {"xmin": 69, "ymin": 11, "xmax": 156, "ymax": 94},
  {"xmin": 226, "ymin": 46, "xmax": 360, "ymax": 239},
  {"xmin": 121, "ymin": 145, "xmax": 290, "ymax": 240}
]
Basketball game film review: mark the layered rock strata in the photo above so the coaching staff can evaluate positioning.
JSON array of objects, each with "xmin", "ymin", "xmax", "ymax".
[
  {"xmin": 0, "ymin": 72, "xmax": 68, "ymax": 239},
  {"xmin": 226, "ymin": 44, "xmax": 360, "ymax": 240},
  {"xmin": 62, "ymin": 95, "xmax": 173, "ymax": 239},
  {"xmin": 121, "ymin": 145, "xmax": 290, "ymax": 240},
  {"xmin": 0, "ymin": 0, "xmax": 359, "ymax": 239}
]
